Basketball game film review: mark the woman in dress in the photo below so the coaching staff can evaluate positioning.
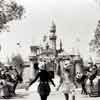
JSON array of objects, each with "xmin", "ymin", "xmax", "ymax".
[
  {"xmin": 56, "ymin": 61, "xmax": 75, "ymax": 100},
  {"xmin": 26, "ymin": 61, "xmax": 55, "ymax": 100}
]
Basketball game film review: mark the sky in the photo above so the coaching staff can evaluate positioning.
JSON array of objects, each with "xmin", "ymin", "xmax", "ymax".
[{"xmin": 0, "ymin": 0, "xmax": 100, "ymax": 62}]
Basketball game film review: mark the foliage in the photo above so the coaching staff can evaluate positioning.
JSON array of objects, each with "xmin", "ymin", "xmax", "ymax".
[
  {"xmin": 89, "ymin": 20, "xmax": 100, "ymax": 56},
  {"xmin": 0, "ymin": 0, "xmax": 24, "ymax": 31},
  {"xmin": 11, "ymin": 54, "xmax": 24, "ymax": 75}
]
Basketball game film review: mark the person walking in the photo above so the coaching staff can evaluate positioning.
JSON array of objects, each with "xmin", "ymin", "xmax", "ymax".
[
  {"xmin": 56, "ymin": 61, "xmax": 75, "ymax": 100},
  {"xmin": 34, "ymin": 58, "xmax": 39, "ymax": 77},
  {"xmin": 26, "ymin": 61, "xmax": 55, "ymax": 100},
  {"xmin": 89, "ymin": 64, "xmax": 97, "ymax": 87},
  {"xmin": 81, "ymin": 73, "xmax": 88, "ymax": 95}
]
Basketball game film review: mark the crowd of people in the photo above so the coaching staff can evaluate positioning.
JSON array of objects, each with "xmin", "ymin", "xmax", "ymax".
[
  {"xmin": 0, "ymin": 56, "xmax": 99, "ymax": 100},
  {"xmin": 75, "ymin": 63, "xmax": 98, "ymax": 96},
  {"xmin": 0, "ymin": 65, "xmax": 22, "ymax": 98}
]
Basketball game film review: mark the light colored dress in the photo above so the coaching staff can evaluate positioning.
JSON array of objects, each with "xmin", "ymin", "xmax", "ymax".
[{"xmin": 60, "ymin": 72, "xmax": 75, "ymax": 94}]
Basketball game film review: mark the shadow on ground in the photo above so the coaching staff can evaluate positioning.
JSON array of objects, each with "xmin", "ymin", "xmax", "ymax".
[
  {"xmin": 0, "ymin": 93, "xmax": 29, "ymax": 99},
  {"xmin": 11, "ymin": 93, "xmax": 29, "ymax": 99}
]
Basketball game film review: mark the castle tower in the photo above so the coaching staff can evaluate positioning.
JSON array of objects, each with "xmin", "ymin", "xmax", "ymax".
[
  {"xmin": 60, "ymin": 39, "xmax": 63, "ymax": 51},
  {"xmin": 49, "ymin": 21, "xmax": 57, "ymax": 56}
]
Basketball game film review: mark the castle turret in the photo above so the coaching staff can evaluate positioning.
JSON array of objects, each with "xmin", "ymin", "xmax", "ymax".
[
  {"xmin": 49, "ymin": 21, "xmax": 57, "ymax": 56},
  {"xmin": 50, "ymin": 21, "xmax": 56, "ymax": 33}
]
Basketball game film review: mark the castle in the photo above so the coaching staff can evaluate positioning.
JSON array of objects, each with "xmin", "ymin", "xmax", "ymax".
[
  {"xmin": 29, "ymin": 21, "xmax": 63, "ymax": 61},
  {"xmin": 22, "ymin": 21, "xmax": 83, "ymax": 81}
]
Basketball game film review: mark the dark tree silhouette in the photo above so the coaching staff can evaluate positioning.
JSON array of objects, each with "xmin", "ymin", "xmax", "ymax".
[{"xmin": 0, "ymin": 0, "xmax": 24, "ymax": 31}]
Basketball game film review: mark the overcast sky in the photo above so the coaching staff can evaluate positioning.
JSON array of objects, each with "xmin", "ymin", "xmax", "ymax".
[{"xmin": 0, "ymin": 0, "xmax": 100, "ymax": 62}]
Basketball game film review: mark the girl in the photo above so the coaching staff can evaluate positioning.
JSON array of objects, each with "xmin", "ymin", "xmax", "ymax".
[
  {"xmin": 57, "ymin": 62, "xmax": 75, "ymax": 100},
  {"xmin": 26, "ymin": 61, "xmax": 55, "ymax": 100}
]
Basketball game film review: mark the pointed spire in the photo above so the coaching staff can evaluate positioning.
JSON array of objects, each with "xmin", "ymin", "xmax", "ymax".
[{"xmin": 50, "ymin": 20, "xmax": 56, "ymax": 33}]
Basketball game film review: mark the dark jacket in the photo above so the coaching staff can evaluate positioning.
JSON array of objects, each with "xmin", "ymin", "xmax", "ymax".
[{"xmin": 29, "ymin": 70, "xmax": 55, "ymax": 86}]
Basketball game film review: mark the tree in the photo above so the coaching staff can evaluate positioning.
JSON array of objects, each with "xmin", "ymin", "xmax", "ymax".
[
  {"xmin": 89, "ymin": 20, "xmax": 100, "ymax": 56},
  {"xmin": 94, "ymin": 0, "xmax": 100, "ymax": 6},
  {"xmin": 11, "ymin": 54, "xmax": 24, "ymax": 76},
  {"xmin": 0, "ymin": 0, "xmax": 24, "ymax": 32}
]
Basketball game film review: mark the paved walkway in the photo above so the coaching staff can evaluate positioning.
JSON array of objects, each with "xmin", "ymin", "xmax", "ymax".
[
  {"xmin": 3, "ymin": 89, "xmax": 100, "ymax": 100},
  {"xmin": 0, "ymin": 75, "xmax": 100, "ymax": 100},
  {"xmin": 13, "ymin": 75, "xmax": 100, "ymax": 100}
]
